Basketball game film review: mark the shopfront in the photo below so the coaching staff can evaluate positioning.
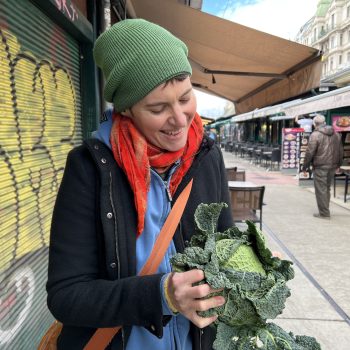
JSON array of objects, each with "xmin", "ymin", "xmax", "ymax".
[
  {"xmin": 0, "ymin": 0, "xmax": 98, "ymax": 347},
  {"xmin": 282, "ymin": 86, "xmax": 350, "ymax": 166},
  {"xmin": 329, "ymin": 111, "xmax": 350, "ymax": 165}
]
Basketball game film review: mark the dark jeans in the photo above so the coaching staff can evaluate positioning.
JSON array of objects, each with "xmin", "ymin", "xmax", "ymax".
[{"xmin": 313, "ymin": 167, "xmax": 336, "ymax": 216}]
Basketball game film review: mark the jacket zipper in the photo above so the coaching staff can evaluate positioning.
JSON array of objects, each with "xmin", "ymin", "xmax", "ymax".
[
  {"xmin": 109, "ymin": 172, "xmax": 125, "ymax": 349},
  {"xmin": 162, "ymin": 172, "xmax": 188, "ymax": 251},
  {"xmin": 163, "ymin": 180, "xmax": 173, "ymax": 202},
  {"xmin": 109, "ymin": 172, "xmax": 121, "ymax": 278}
]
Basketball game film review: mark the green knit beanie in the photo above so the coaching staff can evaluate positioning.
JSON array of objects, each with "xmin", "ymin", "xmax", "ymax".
[{"xmin": 93, "ymin": 19, "xmax": 192, "ymax": 112}]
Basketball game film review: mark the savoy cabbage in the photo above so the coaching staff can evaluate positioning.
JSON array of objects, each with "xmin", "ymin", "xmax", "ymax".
[{"xmin": 171, "ymin": 202, "xmax": 321, "ymax": 350}]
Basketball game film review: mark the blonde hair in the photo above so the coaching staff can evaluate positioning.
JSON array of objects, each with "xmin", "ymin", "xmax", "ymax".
[{"xmin": 313, "ymin": 114, "xmax": 326, "ymax": 127}]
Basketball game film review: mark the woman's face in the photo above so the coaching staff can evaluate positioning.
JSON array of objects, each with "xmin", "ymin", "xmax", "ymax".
[{"xmin": 123, "ymin": 76, "xmax": 197, "ymax": 152}]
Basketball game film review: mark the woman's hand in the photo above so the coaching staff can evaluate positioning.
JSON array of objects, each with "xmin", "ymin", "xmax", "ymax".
[
  {"xmin": 272, "ymin": 251, "xmax": 283, "ymax": 259},
  {"xmin": 166, "ymin": 269, "xmax": 225, "ymax": 328}
]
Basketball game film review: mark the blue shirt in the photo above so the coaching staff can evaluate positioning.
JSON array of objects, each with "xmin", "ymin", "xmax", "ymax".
[{"xmin": 126, "ymin": 168, "xmax": 191, "ymax": 350}]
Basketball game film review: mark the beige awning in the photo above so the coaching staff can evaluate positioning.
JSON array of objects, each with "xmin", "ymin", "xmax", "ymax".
[
  {"xmin": 282, "ymin": 85, "xmax": 350, "ymax": 116},
  {"xmin": 231, "ymin": 85, "xmax": 350, "ymax": 122},
  {"xmin": 128, "ymin": 0, "xmax": 322, "ymax": 114}
]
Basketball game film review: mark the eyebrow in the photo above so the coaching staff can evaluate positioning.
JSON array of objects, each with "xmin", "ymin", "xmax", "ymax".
[{"xmin": 145, "ymin": 88, "xmax": 192, "ymax": 108}]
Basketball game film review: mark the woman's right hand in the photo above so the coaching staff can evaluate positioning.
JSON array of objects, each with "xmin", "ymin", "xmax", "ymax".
[{"xmin": 166, "ymin": 269, "xmax": 225, "ymax": 328}]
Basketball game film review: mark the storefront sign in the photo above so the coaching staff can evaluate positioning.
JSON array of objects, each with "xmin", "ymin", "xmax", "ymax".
[
  {"xmin": 332, "ymin": 116, "xmax": 350, "ymax": 132},
  {"xmin": 54, "ymin": 0, "xmax": 79, "ymax": 21},
  {"xmin": 298, "ymin": 132, "xmax": 312, "ymax": 181},
  {"xmin": 281, "ymin": 128, "xmax": 303, "ymax": 174}
]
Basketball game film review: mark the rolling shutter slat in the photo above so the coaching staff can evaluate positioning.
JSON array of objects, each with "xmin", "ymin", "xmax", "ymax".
[{"xmin": 0, "ymin": 0, "xmax": 83, "ymax": 348}]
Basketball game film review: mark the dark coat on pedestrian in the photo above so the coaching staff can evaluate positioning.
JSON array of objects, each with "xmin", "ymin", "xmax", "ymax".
[
  {"xmin": 303, "ymin": 125, "xmax": 343, "ymax": 170},
  {"xmin": 46, "ymin": 136, "xmax": 233, "ymax": 350}
]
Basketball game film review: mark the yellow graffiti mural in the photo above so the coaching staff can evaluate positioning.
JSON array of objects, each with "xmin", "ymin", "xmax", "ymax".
[{"xmin": 0, "ymin": 28, "xmax": 81, "ymax": 274}]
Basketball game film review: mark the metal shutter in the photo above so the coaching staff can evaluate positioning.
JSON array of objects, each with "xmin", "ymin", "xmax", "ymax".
[{"xmin": 0, "ymin": 0, "xmax": 83, "ymax": 348}]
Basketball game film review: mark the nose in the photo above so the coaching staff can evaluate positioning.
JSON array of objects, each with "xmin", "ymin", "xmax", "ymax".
[{"xmin": 169, "ymin": 104, "xmax": 187, "ymax": 126}]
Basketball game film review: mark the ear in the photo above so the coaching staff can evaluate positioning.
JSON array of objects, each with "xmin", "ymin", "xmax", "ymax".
[{"xmin": 120, "ymin": 109, "xmax": 132, "ymax": 118}]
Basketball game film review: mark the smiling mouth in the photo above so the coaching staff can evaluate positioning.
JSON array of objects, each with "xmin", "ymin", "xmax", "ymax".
[{"xmin": 162, "ymin": 129, "xmax": 183, "ymax": 136}]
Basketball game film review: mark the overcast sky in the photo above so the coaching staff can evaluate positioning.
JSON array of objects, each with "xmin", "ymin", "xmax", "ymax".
[{"xmin": 195, "ymin": 0, "xmax": 319, "ymax": 118}]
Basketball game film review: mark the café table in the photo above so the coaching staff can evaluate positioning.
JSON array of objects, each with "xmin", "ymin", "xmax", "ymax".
[
  {"xmin": 337, "ymin": 166, "xmax": 350, "ymax": 202},
  {"xmin": 228, "ymin": 181, "xmax": 258, "ymax": 188},
  {"xmin": 340, "ymin": 166, "xmax": 350, "ymax": 172}
]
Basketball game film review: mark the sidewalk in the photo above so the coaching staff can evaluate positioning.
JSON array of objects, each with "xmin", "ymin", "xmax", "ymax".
[{"xmin": 222, "ymin": 150, "xmax": 350, "ymax": 350}]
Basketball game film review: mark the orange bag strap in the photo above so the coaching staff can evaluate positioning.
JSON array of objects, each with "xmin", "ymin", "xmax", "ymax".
[{"xmin": 83, "ymin": 179, "xmax": 193, "ymax": 350}]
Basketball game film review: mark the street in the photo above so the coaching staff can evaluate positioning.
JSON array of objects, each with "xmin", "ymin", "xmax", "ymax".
[{"xmin": 222, "ymin": 149, "xmax": 350, "ymax": 350}]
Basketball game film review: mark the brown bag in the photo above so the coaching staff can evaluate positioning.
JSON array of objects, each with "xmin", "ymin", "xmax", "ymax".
[{"xmin": 37, "ymin": 179, "xmax": 193, "ymax": 350}]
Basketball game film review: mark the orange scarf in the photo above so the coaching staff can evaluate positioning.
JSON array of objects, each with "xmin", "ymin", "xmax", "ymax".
[{"xmin": 110, "ymin": 112, "xmax": 203, "ymax": 236}]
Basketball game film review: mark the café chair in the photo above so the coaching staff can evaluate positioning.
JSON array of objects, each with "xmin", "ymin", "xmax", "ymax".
[
  {"xmin": 269, "ymin": 148, "xmax": 281, "ymax": 171},
  {"xmin": 229, "ymin": 186, "xmax": 265, "ymax": 230},
  {"xmin": 333, "ymin": 172, "xmax": 349, "ymax": 203},
  {"xmin": 226, "ymin": 167, "xmax": 246, "ymax": 181}
]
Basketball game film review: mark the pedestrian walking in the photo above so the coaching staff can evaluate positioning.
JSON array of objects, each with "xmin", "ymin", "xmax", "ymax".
[
  {"xmin": 302, "ymin": 114, "xmax": 343, "ymax": 218},
  {"xmin": 46, "ymin": 19, "xmax": 233, "ymax": 350}
]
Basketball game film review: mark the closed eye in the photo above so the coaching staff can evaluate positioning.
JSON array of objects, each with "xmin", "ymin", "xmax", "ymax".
[{"xmin": 150, "ymin": 107, "xmax": 165, "ymax": 114}]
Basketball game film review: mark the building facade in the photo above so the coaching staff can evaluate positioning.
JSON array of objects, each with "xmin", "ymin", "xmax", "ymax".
[{"xmin": 296, "ymin": 0, "xmax": 350, "ymax": 87}]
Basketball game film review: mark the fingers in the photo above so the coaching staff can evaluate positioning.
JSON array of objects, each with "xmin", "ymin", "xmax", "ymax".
[
  {"xmin": 170, "ymin": 270, "xmax": 220, "ymax": 301},
  {"xmin": 272, "ymin": 250, "xmax": 283, "ymax": 259},
  {"xmin": 191, "ymin": 314, "xmax": 218, "ymax": 329},
  {"xmin": 189, "ymin": 294, "xmax": 224, "ymax": 328},
  {"xmin": 194, "ymin": 294, "xmax": 225, "ymax": 312},
  {"xmin": 166, "ymin": 270, "xmax": 225, "ymax": 328},
  {"xmin": 172, "ymin": 268, "xmax": 205, "ymax": 285},
  {"xmin": 189, "ymin": 284, "xmax": 223, "ymax": 299}
]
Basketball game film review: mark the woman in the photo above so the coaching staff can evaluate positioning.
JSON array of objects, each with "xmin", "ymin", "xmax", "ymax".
[{"xmin": 47, "ymin": 19, "xmax": 233, "ymax": 350}]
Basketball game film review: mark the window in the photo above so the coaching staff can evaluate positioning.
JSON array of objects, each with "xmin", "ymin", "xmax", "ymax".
[
  {"xmin": 331, "ymin": 14, "xmax": 335, "ymax": 29},
  {"xmin": 330, "ymin": 36, "xmax": 335, "ymax": 48},
  {"xmin": 320, "ymin": 25, "xmax": 325, "ymax": 37},
  {"xmin": 339, "ymin": 55, "xmax": 342, "ymax": 65},
  {"xmin": 347, "ymin": 6, "xmax": 350, "ymax": 18},
  {"xmin": 330, "ymin": 57, "xmax": 334, "ymax": 70},
  {"xmin": 314, "ymin": 28, "xmax": 317, "ymax": 41},
  {"xmin": 340, "ymin": 33, "xmax": 343, "ymax": 46},
  {"xmin": 347, "ymin": 52, "xmax": 350, "ymax": 62}
]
